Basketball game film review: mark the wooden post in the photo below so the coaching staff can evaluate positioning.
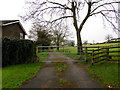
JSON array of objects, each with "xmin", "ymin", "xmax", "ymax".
[
  {"xmin": 92, "ymin": 49, "xmax": 94, "ymax": 65},
  {"xmin": 98, "ymin": 46, "xmax": 99, "ymax": 54},
  {"xmin": 106, "ymin": 47, "xmax": 109, "ymax": 61},
  {"xmin": 98, "ymin": 46, "xmax": 99, "ymax": 60},
  {"xmin": 85, "ymin": 47, "xmax": 88, "ymax": 62}
]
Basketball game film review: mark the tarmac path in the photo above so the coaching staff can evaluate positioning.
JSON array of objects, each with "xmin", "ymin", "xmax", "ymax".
[{"xmin": 21, "ymin": 52, "xmax": 102, "ymax": 88}]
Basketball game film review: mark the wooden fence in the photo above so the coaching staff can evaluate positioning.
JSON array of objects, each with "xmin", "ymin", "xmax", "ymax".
[
  {"xmin": 37, "ymin": 45, "xmax": 120, "ymax": 64},
  {"xmin": 81, "ymin": 46, "xmax": 120, "ymax": 64}
]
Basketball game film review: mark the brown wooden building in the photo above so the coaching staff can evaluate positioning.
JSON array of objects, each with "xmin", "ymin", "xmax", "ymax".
[{"xmin": 1, "ymin": 20, "xmax": 27, "ymax": 39}]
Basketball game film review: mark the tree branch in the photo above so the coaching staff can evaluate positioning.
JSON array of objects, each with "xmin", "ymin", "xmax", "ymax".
[
  {"xmin": 91, "ymin": 1, "xmax": 120, "ymax": 14},
  {"xmin": 47, "ymin": 1, "xmax": 72, "ymax": 11},
  {"xmin": 78, "ymin": 2, "xmax": 92, "ymax": 31},
  {"xmin": 39, "ymin": 6, "xmax": 67, "ymax": 12},
  {"xmin": 51, "ymin": 16, "xmax": 73, "ymax": 22},
  {"xmin": 101, "ymin": 12, "xmax": 117, "ymax": 31},
  {"xmin": 90, "ymin": 10, "xmax": 118, "ymax": 16}
]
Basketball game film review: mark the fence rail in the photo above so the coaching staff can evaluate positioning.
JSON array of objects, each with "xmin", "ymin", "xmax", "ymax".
[
  {"xmin": 37, "ymin": 45, "xmax": 120, "ymax": 64},
  {"xmin": 80, "ymin": 46, "xmax": 120, "ymax": 64}
]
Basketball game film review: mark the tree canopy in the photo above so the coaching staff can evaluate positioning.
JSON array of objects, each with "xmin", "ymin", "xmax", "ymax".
[{"xmin": 21, "ymin": 0, "xmax": 120, "ymax": 54}]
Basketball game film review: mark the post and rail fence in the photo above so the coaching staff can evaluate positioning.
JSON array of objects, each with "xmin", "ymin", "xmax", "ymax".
[
  {"xmin": 80, "ymin": 46, "xmax": 120, "ymax": 64},
  {"xmin": 37, "ymin": 45, "xmax": 120, "ymax": 64}
]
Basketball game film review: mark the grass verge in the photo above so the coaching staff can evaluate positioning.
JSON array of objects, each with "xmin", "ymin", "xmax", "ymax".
[
  {"xmin": 0, "ymin": 68, "xmax": 2, "ymax": 89},
  {"xmin": 86, "ymin": 62, "xmax": 119, "ymax": 88},
  {"xmin": 2, "ymin": 63, "xmax": 43, "ymax": 88},
  {"xmin": 77, "ymin": 61, "xmax": 88, "ymax": 66}
]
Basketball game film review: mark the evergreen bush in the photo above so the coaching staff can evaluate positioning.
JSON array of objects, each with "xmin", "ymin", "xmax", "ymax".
[{"xmin": 2, "ymin": 38, "xmax": 37, "ymax": 67}]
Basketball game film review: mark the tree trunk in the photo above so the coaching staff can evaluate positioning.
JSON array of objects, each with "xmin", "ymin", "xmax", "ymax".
[{"xmin": 76, "ymin": 30, "xmax": 82, "ymax": 55}]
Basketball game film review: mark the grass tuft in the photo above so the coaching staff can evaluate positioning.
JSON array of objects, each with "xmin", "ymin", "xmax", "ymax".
[
  {"xmin": 55, "ymin": 63, "xmax": 68, "ymax": 72},
  {"xmin": 59, "ymin": 78, "xmax": 68, "ymax": 85}
]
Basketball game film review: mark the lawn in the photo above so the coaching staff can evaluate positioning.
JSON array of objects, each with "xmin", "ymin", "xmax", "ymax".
[
  {"xmin": 2, "ymin": 63, "xmax": 43, "ymax": 88},
  {"xmin": 87, "ymin": 62, "xmax": 119, "ymax": 88},
  {"xmin": 0, "ymin": 68, "xmax": 2, "ymax": 89},
  {"xmin": 58, "ymin": 47, "xmax": 81, "ymax": 60},
  {"xmin": 58, "ymin": 43, "xmax": 120, "ymax": 61},
  {"xmin": 86, "ymin": 43, "xmax": 119, "ymax": 47},
  {"xmin": 85, "ymin": 43, "xmax": 120, "ymax": 62}
]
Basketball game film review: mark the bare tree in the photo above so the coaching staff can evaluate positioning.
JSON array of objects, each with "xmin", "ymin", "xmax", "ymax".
[
  {"xmin": 64, "ymin": 40, "xmax": 75, "ymax": 46},
  {"xmin": 21, "ymin": 0, "xmax": 120, "ymax": 54},
  {"xmin": 105, "ymin": 34, "xmax": 113, "ymax": 43},
  {"xmin": 83, "ymin": 40, "xmax": 88, "ymax": 45},
  {"xmin": 28, "ymin": 23, "xmax": 46, "ymax": 41},
  {"xmin": 28, "ymin": 22, "xmax": 52, "ymax": 46},
  {"xmin": 51, "ymin": 24, "xmax": 71, "ymax": 50}
]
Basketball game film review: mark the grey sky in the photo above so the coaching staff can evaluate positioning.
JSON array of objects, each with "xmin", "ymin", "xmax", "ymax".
[{"xmin": 0, "ymin": 0, "xmax": 119, "ymax": 43}]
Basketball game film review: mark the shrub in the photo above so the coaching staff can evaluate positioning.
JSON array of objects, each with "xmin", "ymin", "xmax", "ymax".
[{"xmin": 2, "ymin": 38, "xmax": 37, "ymax": 67}]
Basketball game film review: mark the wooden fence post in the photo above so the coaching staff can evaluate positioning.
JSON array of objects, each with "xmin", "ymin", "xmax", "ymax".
[
  {"xmin": 92, "ymin": 49, "xmax": 94, "ymax": 65},
  {"xmin": 85, "ymin": 47, "xmax": 88, "ymax": 62},
  {"xmin": 106, "ymin": 47, "xmax": 109, "ymax": 61},
  {"xmin": 36, "ymin": 46, "xmax": 39, "ymax": 59},
  {"xmin": 98, "ymin": 46, "xmax": 99, "ymax": 56}
]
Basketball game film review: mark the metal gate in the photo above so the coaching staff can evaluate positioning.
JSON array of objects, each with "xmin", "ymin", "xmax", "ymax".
[{"xmin": 37, "ymin": 46, "xmax": 85, "ymax": 62}]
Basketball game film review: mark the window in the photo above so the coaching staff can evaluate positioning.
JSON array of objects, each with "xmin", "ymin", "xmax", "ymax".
[{"xmin": 20, "ymin": 33, "xmax": 23, "ymax": 39}]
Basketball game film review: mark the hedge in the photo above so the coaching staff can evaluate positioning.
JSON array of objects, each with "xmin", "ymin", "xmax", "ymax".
[{"xmin": 2, "ymin": 38, "xmax": 37, "ymax": 67}]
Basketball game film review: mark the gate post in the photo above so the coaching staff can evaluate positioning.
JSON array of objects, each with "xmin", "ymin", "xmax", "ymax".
[
  {"xmin": 85, "ymin": 47, "xmax": 88, "ymax": 62},
  {"xmin": 106, "ymin": 47, "xmax": 109, "ymax": 61},
  {"xmin": 92, "ymin": 49, "xmax": 94, "ymax": 65}
]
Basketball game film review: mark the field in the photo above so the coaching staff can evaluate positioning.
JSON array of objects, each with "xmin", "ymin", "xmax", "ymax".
[
  {"xmin": 58, "ymin": 43, "xmax": 119, "ymax": 88},
  {"xmin": 59, "ymin": 43, "xmax": 120, "ymax": 62},
  {"xmin": 2, "ymin": 63, "xmax": 43, "ymax": 88},
  {"xmin": 38, "ymin": 43, "xmax": 120, "ymax": 62}
]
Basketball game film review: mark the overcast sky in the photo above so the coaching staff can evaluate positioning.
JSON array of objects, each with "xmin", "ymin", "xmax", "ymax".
[{"xmin": 0, "ymin": 0, "xmax": 119, "ymax": 44}]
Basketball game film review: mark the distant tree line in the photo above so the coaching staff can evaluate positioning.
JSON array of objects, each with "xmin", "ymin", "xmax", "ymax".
[{"xmin": 28, "ymin": 22, "xmax": 75, "ymax": 48}]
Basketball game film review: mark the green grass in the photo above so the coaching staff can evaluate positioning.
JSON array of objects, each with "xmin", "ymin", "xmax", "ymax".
[
  {"xmin": 58, "ymin": 47, "xmax": 80, "ymax": 60},
  {"xmin": 77, "ymin": 61, "xmax": 88, "ymax": 66},
  {"xmin": 55, "ymin": 63, "xmax": 68, "ymax": 72},
  {"xmin": 59, "ymin": 78, "xmax": 68, "ymax": 85},
  {"xmin": 87, "ymin": 62, "xmax": 119, "ymax": 88},
  {"xmin": 2, "ymin": 63, "xmax": 43, "ymax": 88},
  {"xmin": 58, "ymin": 43, "xmax": 119, "ymax": 88},
  {"xmin": 86, "ymin": 43, "xmax": 119, "ymax": 47},
  {"xmin": 0, "ymin": 68, "xmax": 2, "ymax": 89},
  {"xmin": 85, "ymin": 43, "xmax": 120, "ymax": 62},
  {"xmin": 58, "ymin": 43, "xmax": 120, "ymax": 62},
  {"xmin": 38, "ymin": 51, "xmax": 49, "ymax": 61}
]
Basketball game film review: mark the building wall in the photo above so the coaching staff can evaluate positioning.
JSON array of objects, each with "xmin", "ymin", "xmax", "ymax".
[
  {"xmin": 2, "ymin": 23, "xmax": 25, "ymax": 39},
  {"xmin": 0, "ymin": 21, "xmax": 2, "ymax": 38},
  {"xmin": 0, "ymin": 37, "xmax": 1, "ymax": 68}
]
